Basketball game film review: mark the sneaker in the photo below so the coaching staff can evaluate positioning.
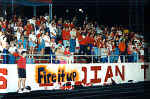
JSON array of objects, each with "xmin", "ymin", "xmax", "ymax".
[
  {"xmin": 22, "ymin": 88, "xmax": 30, "ymax": 93},
  {"xmin": 18, "ymin": 89, "xmax": 23, "ymax": 93}
]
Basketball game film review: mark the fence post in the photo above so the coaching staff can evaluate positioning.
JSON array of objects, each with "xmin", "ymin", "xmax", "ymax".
[
  {"xmin": 108, "ymin": 55, "xmax": 110, "ymax": 63},
  {"xmin": 137, "ymin": 54, "xmax": 139, "ymax": 62},
  {"xmin": 92, "ymin": 55, "xmax": 93, "ymax": 63},
  {"xmin": 51, "ymin": 55, "xmax": 52, "ymax": 64},
  {"xmin": 123, "ymin": 55, "xmax": 126, "ymax": 63}
]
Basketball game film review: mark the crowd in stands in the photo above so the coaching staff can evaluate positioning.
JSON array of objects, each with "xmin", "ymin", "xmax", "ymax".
[{"xmin": 0, "ymin": 14, "xmax": 144, "ymax": 64}]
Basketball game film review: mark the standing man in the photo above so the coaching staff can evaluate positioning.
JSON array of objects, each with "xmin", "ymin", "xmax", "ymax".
[{"xmin": 17, "ymin": 51, "xmax": 28, "ymax": 93}]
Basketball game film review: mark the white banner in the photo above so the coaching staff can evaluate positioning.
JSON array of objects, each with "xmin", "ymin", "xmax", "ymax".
[{"xmin": 0, "ymin": 63, "xmax": 149, "ymax": 93}]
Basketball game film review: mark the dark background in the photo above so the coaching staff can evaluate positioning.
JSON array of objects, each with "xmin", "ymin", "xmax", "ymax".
[{"xmin": 0, "ymin": 0, "xmax": 146, "ymax": 36}]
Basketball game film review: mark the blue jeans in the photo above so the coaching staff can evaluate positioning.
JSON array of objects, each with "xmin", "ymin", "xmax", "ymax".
[
  {"xmin": 101, "ymin": 57, "xmax": 108, "ymax": 63},
  {"xmin": 9, "ymin": 54, "xmax": 16, "ymax": 64},
  {"xmin": 63, "ymin": 40, "xmax": 69, "ymax": 48},
  {"xmin": 70, "ymin": 39, "xmax": 76, "ymax": 53},
  {"xmin": 93, "ymin": 47, "xmax": 100, "ymax": 61},
  {"xmin": 79, "ymin": 45, "xmax": 87, "ymax": 55}
]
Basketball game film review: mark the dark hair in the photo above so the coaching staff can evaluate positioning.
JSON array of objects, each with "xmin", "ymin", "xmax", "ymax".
[
  {"xmin": 21, "ymin": 51, "xmax": 26, "ymax": 55},
  {"xmin": 66, "ymin": 46, "xmax": 69, "ymax": 48}
]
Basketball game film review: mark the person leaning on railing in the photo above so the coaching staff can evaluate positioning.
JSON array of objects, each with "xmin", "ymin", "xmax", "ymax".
[{"xmin": 55, "ymin": 45, "xmax": 66, "ymax": 64}]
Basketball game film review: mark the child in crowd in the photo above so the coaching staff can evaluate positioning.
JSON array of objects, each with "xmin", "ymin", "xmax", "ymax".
[{"xmin": 64, "ymin": 46, "xmax": 71, "ymax": 64}]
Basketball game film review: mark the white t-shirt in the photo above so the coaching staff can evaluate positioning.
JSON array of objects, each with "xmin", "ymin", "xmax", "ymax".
[
  {"xmin": 50, "ymin": 42, "xmax": 57, "ymax": 48},
  {"xmin": 35, "ymin": 29, "xmax": 40, "ymax": 35},
  {"xmin": 17, "ymin": 48, "xmax": 26, "ymax": 55},
  {"xmin": 0, "ymin": 45, "xmax": 3, "ymax": 52},
  {"xmin": 43, "ymin": 35, "xmax": 50, "ymax": 47},
  {"xmin": 8, "ymin": 46, "xmax": 17, "ymax": 54},
  {"xmin": 16, "ymin": 31, "xmax": 21, "ymax": 40},
  {"xmin": 70, "ymin": 31, "xmax": 76, "ymax": 39},
  {"xmin": 29, "ymin": 19, "xmax": 36, "ymax": 26},
  {"xmin": 49, "ymin": 25, "xmax": 57, "ymax": 38},
  {"xmin": 14, "ymin": 26, "xmax": 18, "ymax": 32},
  {"xmin": 0, "ymin": 35, "xmax": 5, "ymax": 42},
  {"xmin": 44, "ymin": 16, "xmax": 49, "ymax": 21},
  {"xmin": 0, "ymin": 36, "xmax": 7, "ymax": 48},
  {"xmin": 29, "ymin": 34, "xmax": 37, "ymax": 42},
  {"xmin": 140, "ymin": 49, "xmax": 144, "ymax": 56}
]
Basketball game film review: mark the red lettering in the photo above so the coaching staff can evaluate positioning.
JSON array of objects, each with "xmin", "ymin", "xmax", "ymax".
[
  {"xmin": 82, "ymin": 67, "xmax": 87, "ymax": 84},
  {"xmin": 0, "ymin": 68, "xmax": 7, "ymax": 89},
  {"xmin": 90, "ymin": 66, "xmax": 101, "ymax": 83},
  {"xmin": 104, "ymin": 66, "xmax": 113, "ymax": 82},
  {"xmin": 75, "ymin": 81, "xmax": 82, "ymax": 85},
  {"xmin": 141, "ymin": 65, "xmax": 149, "ymax": 79},
  {"xmin": 39, "ymin": 83, "xmax": 54, "ymax": 87},
  {"xmin": 115, "ymin": 65, "xmax": 125, "ymax": 81}
]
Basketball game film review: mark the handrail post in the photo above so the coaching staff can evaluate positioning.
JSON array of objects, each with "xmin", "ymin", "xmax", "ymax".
[
  {"xmin": 123, "ymin": 55, "xmax": 125, "ymax": 63},
  {"xmin": 51, "ymin": 55, "xmax": 52, "ymax": 64},
  {"xmin": 92, "ymin": 55, "xmax": 93, "ymax": 63},
  {"xmin": 108, "ymin": 55, "xmax": 110, "ymax": 63},
  {"xmin": 137, "ymin": 54, "xmax": 139, "ymax": 63}
]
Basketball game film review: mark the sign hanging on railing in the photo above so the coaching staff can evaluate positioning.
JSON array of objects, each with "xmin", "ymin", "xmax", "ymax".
[{"xmin": 0, "ymin": 63, "xmax": 149, "ymax": 93}]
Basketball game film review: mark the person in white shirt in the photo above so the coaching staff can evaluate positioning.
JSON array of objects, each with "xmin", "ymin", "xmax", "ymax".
[
  {"xmin": 43, "ymin": 32, "xmax": 51, "ymax": 55},
  {"xmin": 50, "ymin": 38, "xmax": 57, "ymax": 48},
  {"xmin": 49, "ymin": 23, "xmax": 57, "ymax": 39},
  {"xmin": 8, "ymin": 43, "xmax": 17, "ymax": 54},
  {"xmin": 0, "ymin": 31, "xmax": 4, "ymax": 42},
  {"xmin": 17, "ymin": 44, "xmax": 26, "ymax": 56},
  {"xmin": 0, "ymin": 31, "xmax": 7, "ymax": 49},
  {"xmin": 29, "ymin": 31, "xmax": 37, "ymax": 55},
  {"xmin": 0, "ymin": 42, "xmax": 3, "ymax": 53},
  {"xmin": 28, "ymin": 17, "xmax": 36, "ymax": 26},
  {"xmin": 139, "ymin": 47, "xmax": 144, "ymax": 62},
  {"xmin": 16, "ymin": 28, "xmax": 21, "ymax": 41},
  {"xmin": 101, "ymin": 45, "xmax": 108, "ymax": 63},
  {"xmin": 8, "ymin": 43, "xmax": 17, "ymax": 64}
]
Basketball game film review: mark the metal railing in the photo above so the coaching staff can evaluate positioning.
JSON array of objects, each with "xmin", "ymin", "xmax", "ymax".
[{"xmin": 0, "ymin": 53, "xmax": 149, "ymax": 64}]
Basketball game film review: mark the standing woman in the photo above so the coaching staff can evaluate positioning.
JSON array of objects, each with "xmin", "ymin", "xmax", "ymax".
[
  {"xmin": 43, "ymin": 32, "xmax": 50, "ymax": 54},
  {"xmin": 38, "ymin": 33, "xmax": 45, "ymax": 55},
  {"xmin": 29, "ymin": 31, "xmax": 37, "ymax": 56}
]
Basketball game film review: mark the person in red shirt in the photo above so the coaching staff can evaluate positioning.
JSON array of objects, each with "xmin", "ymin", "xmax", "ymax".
[
  {"xmin": 64, "ymin": 46, "xmax": 71, "ymax": 64},
  {"xmin": 17, "ymin": 51, "xmax": 27, "ymax": 93},
  {"xmin": 87, "ymin": 33, "xmax": 95, "ymax": 55},
  {"xmin": 78, "ymin": 33, "xmax": 88, "ymax": 55},
  {"xmin": 69, "ymin": 21, "xmax": 75, "ymax": 29},
  {"xmin": 118, "ymin": 39, "xmax": 126, "ymax": 62},
  {"xmin": 36, "ymin": 18, "xmax": 41, "ymax": 27},
  {"xmin": 24, "ymin": 21, "xmax": 32, "ymax": 36},
  {"xmin": 62, "ymin": 27, "xmax": 71, "ymax": 48}
]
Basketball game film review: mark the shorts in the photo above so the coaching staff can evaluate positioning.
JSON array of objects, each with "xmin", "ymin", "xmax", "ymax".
[
  {"xmin": 29, "ymin": 41, "xmax": 36, "ymax": 48},
  {"xmin": 18, "ymin": 68, "xmax": 26, "ymax": 78}
]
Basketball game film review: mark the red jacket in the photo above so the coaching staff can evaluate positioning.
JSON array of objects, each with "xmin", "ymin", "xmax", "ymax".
[
  {"xmin": 87, "ymin": 36, "xmax": 95, "ymax": 45},
  {"xmin": 62, "ymin": 30, "xmax": 71, "ymax": 40},
  {"xmin": 64, "ymin": 50, "xmax": 70, "ymax": 56},
  {"xmin": 118, "ymin": 42, "xmax": 126, "ymax": 52},
  {"xmin": 78, "ymin": 35, "xmax": 88, "ymax": 45},
  {"xmin": 17, "ymin": 56, "xmax": 26, "ymax": 69}
]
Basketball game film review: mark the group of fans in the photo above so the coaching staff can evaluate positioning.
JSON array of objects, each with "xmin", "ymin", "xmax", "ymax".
[{"xmin": 0, "ymin": 14, "xmax": 144, "ymax": 64}]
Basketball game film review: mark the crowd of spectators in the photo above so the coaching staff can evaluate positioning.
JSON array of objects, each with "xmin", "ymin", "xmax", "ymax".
[{"xmin": 0, "ymin": 14, "xmax": 144, "ymax": 64}]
